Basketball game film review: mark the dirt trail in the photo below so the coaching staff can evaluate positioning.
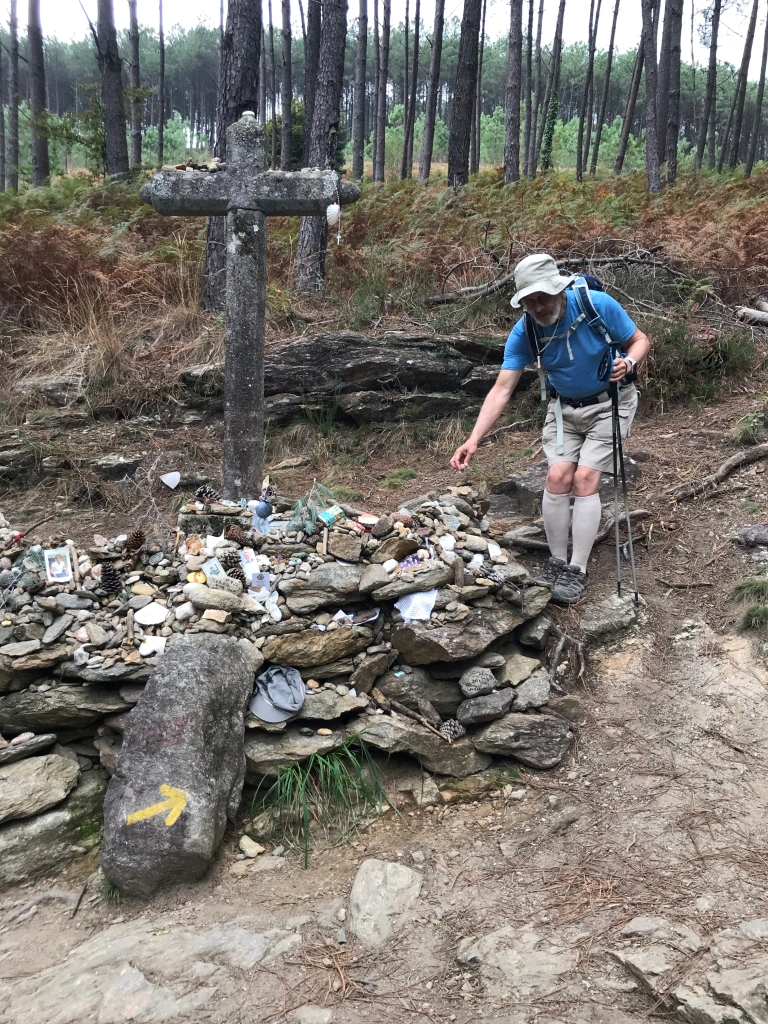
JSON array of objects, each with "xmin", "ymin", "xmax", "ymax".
[{"xmin": 2, "ymin": 595, "xmax": 768, "ymax": 1023}]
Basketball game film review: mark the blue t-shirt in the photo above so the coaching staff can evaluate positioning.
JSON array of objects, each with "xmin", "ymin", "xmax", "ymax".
[{"xmin": 502, "ymin": 290, "xmax": 637, "ymax": 399}]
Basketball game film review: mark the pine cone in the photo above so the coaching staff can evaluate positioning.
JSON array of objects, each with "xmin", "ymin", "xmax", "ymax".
[
  {"xmin": 393, "ymin": 513, "xmax": 413, "ymax": 527},
  {"xmin": 219, "ymin": 552, "xmax": 242, "ymax": 572},
  {"xmin": 439, "ymin": 719, "xmax": 466, "ymax": 743},
  {"xmin": 99, "ymin": 561, "xmax": 123, "ymax": 596},
  {"xmin": 225, "ymin": 523, "xmax": 248, "ymax": 546},
  {"xmin": 196, "ymin": 484, "xmax": 221, "ymax": 503},
  {"xmin": 125, "ymin": 529, "xmax": 146, "ymax": 553},
  {"xmin": 226, "ymin": 564, "xmax": 246, "ymax": 585}
]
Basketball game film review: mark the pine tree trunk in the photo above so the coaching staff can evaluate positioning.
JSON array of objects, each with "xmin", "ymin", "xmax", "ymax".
[
  {"xmin": 522, "ymin": 0, "xmax": 534, "ymax": 176},
  {"xmin": 664, "ymin": 0, "xmax": 684, "ymax": 183},
  {"xmin": 97, "ymin": 0, "xmax": 130, "ymax": 178},
  {"xmin": 281, "ymin": 0, "xmax": 292, "ymax": 169},
  {"xmin": 27, "ymin": 0, "xmax": 49, "ymax": 186},
  {"xmin": 728, "ymin": 0, "xmax": 759, "ymax": 169},
  {"xmin": 582, "ymin": 35, "xmax": 597, "ymax": 170},
  {"xmin": 656, "ymin": 0, "xmax": 675, "ymax": 165},
  {"xmin": 259, "ymin": 39, "xmax": 267, "ymax": 125},
  {"xmin": 503, "ymin": 0, "xmax": 523, "ymax": 185},
  {"xmin": 303, "ymin": 0, "xmax": 321, "ymax": 165},
  {"xmin": 576, "ymin": 0, "xmax": 599, "ymax": 182},
  {"xmin": 746, "ymin": 0, "xmax": 768, "ymax": 176},
  {"xmin": 447, "ymin": 0, "xmax": 482, "ymax": 186},
  {"xmin": 128, "ymin": 0, "xmax": 142, "ymax": 169},
  {"xmin": 0, "ymin": 37, "xmax": 5, "ymax": 190},
  {"xmin": 614, "ymin": 41, "xmax": 643, "ymax": 176},
  {"xmin": 536, "ymin": 0, "xmax": 566, "ymax": 172},
  {"xmin": 352, "ymin": 0, "xmax": 367, "ymax": 178},
  {"xmin": 470, "ymin": 0, "xmax": 486, "ymax": 175},
  {"xmin": 8, "ymin": 0, "xmax": 19, "ymax": 191},
  {"xmin": 295, "ymin": 0, "xmax": 348, "ymax": 293},
  {"xmin": 641, "ymin": 0, "xmax": 661, "ymax": 194},
  {"xmin": 695, "ymin": 0, "xmax": 720, "ymax": 171},
  {"xmin": 204, "ymin": 0, "xmax": 262, "ymax": 312},
  {"xmin": 268, "ymin": 0, "xmax": 277, "ymax": 169},
  {"xmin": 590, "ymin": 0, "xmax": 619, "ymax": 175},
  {"xmin": 418, "ymin": 0, "xmax": 444, "ymax": 179},
  {"xmin": 158, "ymin": 0, "xmax": 165, "ymax": 165},
  {"xmin": 374, "ymin": 0, "xmax": 390, "ymax": 182},
  {"xmin": 372, "ymin": 0, "xmax": 380, "ymax": 174},
  {"xmin": 528, "ymin": 0, "xmax": 544, "ymax": 177},
  {"xmin": 401, "ymin": 0, "xmax": 410, "ymax": 177},
  {"xmin": 403, "ymin": 0, "xmax": 420, "ymax": 177}
]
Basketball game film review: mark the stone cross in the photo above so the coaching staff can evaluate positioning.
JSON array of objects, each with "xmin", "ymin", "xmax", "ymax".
[{"xmin": 139, "ymin": 111, "xmax": 361, "ymax": 498}]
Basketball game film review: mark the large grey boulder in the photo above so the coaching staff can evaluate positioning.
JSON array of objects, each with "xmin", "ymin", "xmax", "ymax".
[
  {"xmin": 0, "ymin": 685, "xmax": 129, "ymax": 732},
  {"xmin": 391, "ymin": 599, "xmax": 549, "ymax": 664},
  {"xmin": 263, "ymin": 626, "xmax": 373, "ymax": 668},
  {"xmin": 101, "ymin": 635, "xmax": 261, "ymax": 898},
  {"xmin": 0, "ymin": 771, "xmax": 106, "ymax": 890},
  {"xmin": 375, "ymin": 667, "xmax": 462, "ymax": 718},
  {"xmin": 346, "ymin": 713, "xmax": 491, "ymax": 777},
  {"xmin": 349, "ymin": 858, "xmax": 423, "ymax": 946},
  {"xmin": 279, "ymin": 564, "xmax": 363, "ymax": 614},
  {"xmin": 0, "ymin": 754, "xmax": 80, "ymax": 824},
  {"xmin": 472, "ymin": 713, "xmax": 573, "ymax": 769}
]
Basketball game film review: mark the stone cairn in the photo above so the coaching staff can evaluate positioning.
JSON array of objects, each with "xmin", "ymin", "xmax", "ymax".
[{"xmin": 0, "ymin": 489, "xmax": 574, "ymax": 887}]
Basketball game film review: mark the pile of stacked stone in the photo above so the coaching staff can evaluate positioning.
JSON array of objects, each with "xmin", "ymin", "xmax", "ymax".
[{"xmin": 0, "ymin": 488, "xmax": 574, "ymax": 884}]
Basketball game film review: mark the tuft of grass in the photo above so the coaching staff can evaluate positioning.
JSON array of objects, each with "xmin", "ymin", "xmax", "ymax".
[
  {"xmin": 739, "ymin": 497, "xmax": 762, "ymax": 515},
  {"xmin": 303, "ymin": 399, "xmax": 338, "ymax": 438},
  {"xmin": 735, "ymin": 412, "xmax": 765, "ymax": 446},
  {"xmin": 331, "ymin": 485, "xmax": 363, "ymax": 503},
  {"xmin": 251, "ymin": 738, "xmax": 395, "ymax": 867},
  {"xmin": 730, "ymin": 578, "xmax": 768, "ymax": 604},
  {"xmin": 741, "ymin": 605, "xmax": 768, "ymax": 630},
  {"xmin": 382, "ymin": 466, "xmax": 418, "ymax": 489}
]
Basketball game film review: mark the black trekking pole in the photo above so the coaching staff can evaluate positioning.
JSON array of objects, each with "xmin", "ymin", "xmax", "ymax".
[{"xmin": 609, "ymin": 370, "xmax": 640, "ymax": 606}]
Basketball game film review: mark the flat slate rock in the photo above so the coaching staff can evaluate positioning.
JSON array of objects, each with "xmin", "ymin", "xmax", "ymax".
[
  {"xmin": 457, "ymin": 689, "xmax": 515, "ymax": 726},
  {"xmin": 0, "ymin": 686, "xmax": 129, "ymax": 732},
  {"xmin": 102, "ymin": 634, "xmax": 263, "ymax": 898},
  {"xmin": 245, "ymin": 727, "xmax": 345, "ymax": 778},
  {"xmin": 263, "ymin": 626, "xmax": 373, "ymax": 668},
  {"xmin": 472, "ymin": 713, "xmax": 573, "ymax": 769},
  {"xmin": 297, "ymin": 689, "xmax": 369, "ymax": 721},
  {"xmin": 0, "ymin": 753, "xmax": 80, "ymax": 825},
  {"xmin": 279, "ymin": 564, "xmax": 363, "ymax": 614},
  {"xmin": 0, "ymin": 732, "xmax": 56, "ymax": 765},
  {"xmin": 375, "ymin": 667, "xmax": 462, "ymax": 718},
  {"xmin": 346, "ymin": 713, "xmax": 491, "ymax": 777}
]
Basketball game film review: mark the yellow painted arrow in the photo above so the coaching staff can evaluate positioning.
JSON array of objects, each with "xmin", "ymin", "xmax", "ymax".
[{"xmin": 126, "ymin": 784, "xmax": 188, "ymax": 827}]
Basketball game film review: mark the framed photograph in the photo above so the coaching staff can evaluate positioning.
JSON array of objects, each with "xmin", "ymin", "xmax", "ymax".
[
  {"xmin": 44, "ymin": 546, "xmax": 73, "ymax": 584},
  {"xmin": 202, "ymin": 557, "xmax": 226, "ymax": 581},
  {"xmin": 239, "ymin": 548, "xmax": 257, "ymax": 581}
]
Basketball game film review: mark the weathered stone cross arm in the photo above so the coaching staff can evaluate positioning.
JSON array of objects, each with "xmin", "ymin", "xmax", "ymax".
[{"xmin": 139, "ymin": 166, "xmax": 361, "ymax": 218}]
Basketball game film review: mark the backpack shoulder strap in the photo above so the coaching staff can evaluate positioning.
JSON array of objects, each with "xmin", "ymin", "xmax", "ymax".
[{"xmin": 571, "ymin": 276, "xmax": 610, "ymax": 338}]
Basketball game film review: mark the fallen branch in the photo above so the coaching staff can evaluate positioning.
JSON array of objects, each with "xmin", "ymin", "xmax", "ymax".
[
  {"xmin": 736, "ymin": 306, "xmax": 768, "ymax": 326},
  {"xmin": 656, "ymin": 578, "xmax": 713, "ymax": 589},
  {"xmin": 651, "ymin": 444, "xmax": 768, "ymax": 503},
  {"xmin": 482, "ymin": 418, "xmax": 535, "ymax": 442},
  {"xmin": 595, "ymin": 509, "xmax": 651, "ymax": 543},
  {"xmin": 389, "ymin": 700, "xmax": 450, "ymax": 742},
  {"xmin": 503, "ymin": 509, "xmax": 650, "ymax": 552}
]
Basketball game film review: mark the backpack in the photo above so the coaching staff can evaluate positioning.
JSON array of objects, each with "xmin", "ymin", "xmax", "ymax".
[{"xmin": 523, "ymin": 274, "xmax": 636, "ymax": 401}]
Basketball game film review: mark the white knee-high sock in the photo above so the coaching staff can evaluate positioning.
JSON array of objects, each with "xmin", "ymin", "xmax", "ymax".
[
  {"xmin": 542, "ymin": 489, "xmax": 571, "ymax": 562},
  {"xmin": 570, "ymin": 493, "xmax": 602, "ymax": 573}
]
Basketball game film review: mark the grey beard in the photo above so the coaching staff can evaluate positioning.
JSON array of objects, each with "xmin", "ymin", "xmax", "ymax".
[{"xmin": 531, "ymin": 294, "xmax": 566, "ymax": 327}]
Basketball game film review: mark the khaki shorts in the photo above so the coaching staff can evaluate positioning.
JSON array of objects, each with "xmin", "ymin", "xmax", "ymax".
[{"xmin": 541, "ymin": 384, "xmax": 638, "ymax": 474}]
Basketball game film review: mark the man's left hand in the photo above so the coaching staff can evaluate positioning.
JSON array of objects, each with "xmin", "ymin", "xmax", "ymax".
[{"xmin": 610, "ymin": 358, "xmax": 632, "ymax": 382}]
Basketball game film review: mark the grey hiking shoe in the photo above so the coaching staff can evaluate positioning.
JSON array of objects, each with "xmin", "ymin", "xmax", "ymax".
[
  {"xmin": 533, "ymin": 557, "xmax": 566, "ymax": 589},
  {"xmin": 551, "ymin": 565, "xmax": 590, "ymax": 605}
]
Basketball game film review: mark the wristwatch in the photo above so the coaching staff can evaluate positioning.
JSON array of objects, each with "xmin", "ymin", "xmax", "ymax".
[{"xmin": 625, "ymin": 355, "xmax": 637, "ymax": 370}]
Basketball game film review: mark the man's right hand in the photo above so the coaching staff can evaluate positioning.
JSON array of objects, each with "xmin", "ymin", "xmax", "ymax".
[{"xmin": 451, "ymin": 440, "xmax": 478, "ymax": 470}]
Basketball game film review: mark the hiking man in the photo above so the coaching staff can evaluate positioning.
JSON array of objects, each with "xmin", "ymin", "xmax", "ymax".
[{"xmin": 450, "ymin": 253, "xmax": 651, "ymax": 605}]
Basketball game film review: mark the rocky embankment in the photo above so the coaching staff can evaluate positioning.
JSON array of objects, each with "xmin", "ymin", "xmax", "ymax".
[{"xmin": 0, "ymin": 484, "xmax": 573, "ymax": 892}]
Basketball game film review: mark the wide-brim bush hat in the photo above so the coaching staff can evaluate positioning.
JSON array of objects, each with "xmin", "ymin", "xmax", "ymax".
[{"xmin": 510, "ymin": 253, "xmax": 577, "ymax": 308}]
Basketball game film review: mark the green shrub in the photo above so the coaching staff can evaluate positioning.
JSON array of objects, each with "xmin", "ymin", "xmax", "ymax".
[{"xmin": 382, "ymin": 467, "xmax": 418, "ymax": 489}]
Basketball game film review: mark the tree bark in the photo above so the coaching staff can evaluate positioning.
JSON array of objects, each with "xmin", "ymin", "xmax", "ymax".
[
  {"xmin": 664, "ymin": 0, "xmax": 684, "ymax": 183},
  {"xmin": 745, "ymin": 0, "xmax": 768, "ymax": 176},
  {"xmin": 403, "ymin": 0, "xmax": 420, "ymax": 177},
  {"xmin": 447, "ymin": 0, "xmax": 482, "ymax": 186},
  {"xmin": 268, "ymin": 0, "xmax": 277, "ymax": 169},
  {"xmin": 96, "ymin": 0, "xmax": 130, "ymax": 178},
  {"xmin": 303, "ymin": 0, "xmax": 321, "ymax": 165},
  {"xmin": 614, "ymin": 41, "xmax": 643, "ymax": 175},
  {"xmin": 523, "ymin": 0, "xmax": 534, "ymax": 177},
  {"xmin": 576, "ymin": 0, "xmax": 599, "ymax": 182},
  {"xmin": 528, "ymin": 0, "xmax": 544, "ymax": 177},
  {"xmin": 641, "ymin": 0, "xmax": 661, "ymax": 194},
  {"xmin": 204, "ymin": 0, "xmax": 262, "ymax": 312},
  {"xmin": 280, "ymin": 0, "xmax": 292, "ymax": 170},
  {"xmin": 590, "ymin": 0, "xmax": 619, "ymax": 176},
  {"xmin": 470, "ymin": 0, "xmax": 486, "ymax": 175},
  {"xmin": 372, "ymin": 0, "xmax": 381, "ymax": 175},
  {"xmin": 27, "ymin": 0, "xmax": 49, "ymax": 186},
  {"xmin": 294, "ymin": 0, "xmax": 348, "ymax": 292},
  {"xmin": 352, "ymin": 0, "xmax": 368, "ymax": 178},
  {"xmin": 0, "ymin": 35, "xmax": 4, "ymax": 190},
  {"xmin": 694, "ymin": 0, "xmax": 720, "ymax": 171},
  {"xmin": 728, "ymin": 0, "xmax": 759, "ymax": 169},
  {"xmin": 374, "ymin": 0, "xmax": 390, "ymax": 182},
  {"xmin": 128, "ymin": 0, "xmax": 142, "ymax": 169},
  {"xmin": 418, "ymin": 0, "xmax": 444, "ymax": 180},
  {"xmin": 7, "ymin": 0, "xmax": 19, "ymax": 191},
  {"xmin": 503, "ymin": 0, "xmax": 523, "ymax": 185},
  {"xmin": 656, "ymin": 0, "xmax": 675, "ymax": 164},
  {"xmin": 259, "ymin": 38, "xmax": 267, "ymax": 125},
  {"xmin": 537, "ymin": 0, "xmax": 566, "ymax": 173},
  {"xmin": 158, "ymin": 0, "xmax": 165, "ymax": 165},
  {"xmin": 401, "ymin": 0, "xmax": 410, "ymax": 177}
]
